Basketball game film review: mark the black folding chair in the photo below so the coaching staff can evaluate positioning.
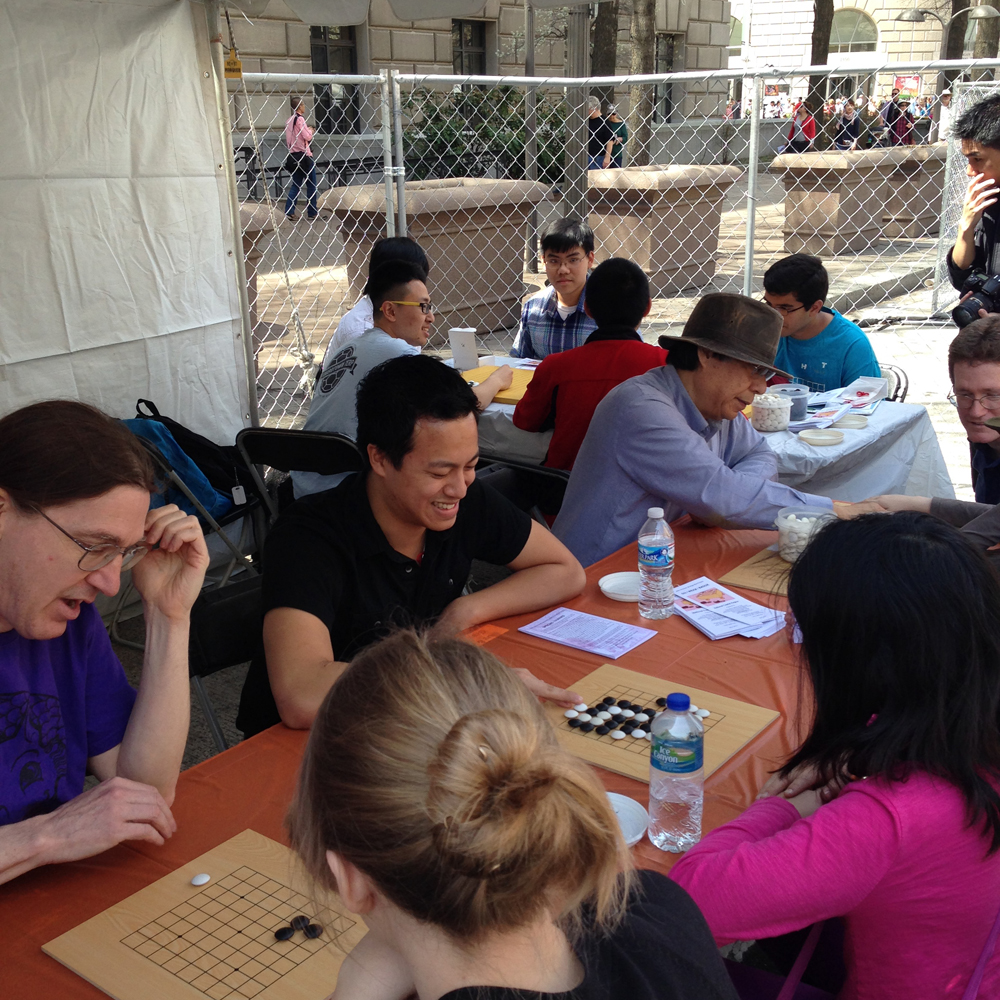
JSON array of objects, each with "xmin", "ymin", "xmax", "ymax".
[
  {"xmin": 476, "ymin": 454, "xmax": 571, "ymax": 525},
  {"xmin": 236, "ymin": 427, "xmax": 364, "ymax": 524},
  {"xmin": 880, "ymin": 364, "xmax": 909, "ymax": 403}
]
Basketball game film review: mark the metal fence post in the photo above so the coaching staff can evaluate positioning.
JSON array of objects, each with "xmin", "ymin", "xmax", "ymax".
[
  {"xmin": 391, "ymin": 70, "xmax": 407, "ymax": 237},
  {"xmin": 742, "ymin": 74, "xmax": 763, "ymax": 298},
  {"xmin": 379, "ymin": 71, "xmax": 396, "ymax": 238}
]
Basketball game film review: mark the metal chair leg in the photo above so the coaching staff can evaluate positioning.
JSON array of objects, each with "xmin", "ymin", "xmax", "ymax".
[{"xmin": 191, "ymin": 676, "xmax": 229, "ymax": 754}]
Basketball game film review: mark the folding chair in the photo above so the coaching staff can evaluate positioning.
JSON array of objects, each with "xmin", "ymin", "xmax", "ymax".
[
  {"xmin": 236, "ymin": 427, "xmax": 364, "ymax": 524},
  {"xmin": 880, "ymin": 364, "xmax": 909, "ymax": 403},
  {"xmin": 476, "ymin": 454, "xmax": 571, "ymax": 526},
  {"xmin": 188, "ymin": 575, "xmax": 265, "ymax": 753}
]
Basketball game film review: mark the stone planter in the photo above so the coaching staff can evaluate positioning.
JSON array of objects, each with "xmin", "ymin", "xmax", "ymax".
[
  {"xmin": 586, "ymin": 165, "xmax": 743, "ymax": 296},
  {"xmin": 882, "ymin": 143, "xmax": 947, "ymax": 239},
  {"xmin": 321, "ymin": 178, "xmax": 549, "ymax": 338}
]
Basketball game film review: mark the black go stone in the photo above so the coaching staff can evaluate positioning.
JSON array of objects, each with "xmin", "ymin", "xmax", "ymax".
[
  {"xmin": 588, "ymin": 707, "xmax": 602, "ymax": 715},
  {"xmin": 568, "ymin": 718, "xmax": 582, "ymax": 728},
  {"xmin": 595, "ymin": 725, "xmax": 609, "ymax": 735},
  {"xmin": 602, "ymin": 696, "xmax": 615, "ymax": 705},
  {"xmin": 655, "ymin": 697, "xmax": 667, "ymax": 707},
  {"xmin": 274, "ymin": 926, "xmax": 294, "ymax": 942},
  {"xmin": 580, "ymin": 722, "xmax": 595, "ymax": 732},
  {"xmin": 617, "ymin": 699, "xmax": 630, "ymax": 708},
  {"xmin": 603, "ymin": 720, "xmax": 618, "ymax": 731},
  {"xmin": 304, "ymin": 923, "xmax": 323, "ymax": 939},
  {"xmin": 638, "ymin": 724, "xmax": 650, "ymax": 733},
  {"xmin": 291, "ymin": 915, "xmax": 310, "ymax": 931},
  {"xmin": 621, "ymin": 724, "xmax": 634, "ymax": 734}
]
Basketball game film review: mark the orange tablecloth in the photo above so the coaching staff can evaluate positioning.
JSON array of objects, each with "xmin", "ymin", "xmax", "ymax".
[{"xmin": 5, "ymin": 520, "xmax": 799, "ymax": 997}]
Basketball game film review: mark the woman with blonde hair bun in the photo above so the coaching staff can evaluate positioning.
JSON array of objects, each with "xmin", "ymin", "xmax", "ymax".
[{"xmin": 289, "ymin": 631, "xmax": 736, "ymax": 1000}]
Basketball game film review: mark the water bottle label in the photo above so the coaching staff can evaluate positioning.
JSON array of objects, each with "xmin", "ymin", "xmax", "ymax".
[
  {"xmin": 650, "ymin": 736, "xmax": 703, "ymax": 774},
  {"xmin": 639, "ymin": 540, "xmax": 675, "ymax": 570}
]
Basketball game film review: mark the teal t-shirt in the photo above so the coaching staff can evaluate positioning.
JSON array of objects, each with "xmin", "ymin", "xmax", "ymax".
[{"xmin": 774, "ymin": 308, "xmax": 881, "ymax": 392}]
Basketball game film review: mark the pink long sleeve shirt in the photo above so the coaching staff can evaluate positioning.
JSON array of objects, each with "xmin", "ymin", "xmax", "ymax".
[
  {"xmin": 285, "ymin": 113, "xmax": 313, "ymax": 155},
  {"xmin": 671, "ymin": 773, "xmax": 1000, "ymax": 999}
]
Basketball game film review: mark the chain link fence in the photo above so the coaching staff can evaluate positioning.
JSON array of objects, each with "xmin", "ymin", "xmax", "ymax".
[{"xmin": 229, "ymin": 61, "xmax": 1000, "ymax": 428}]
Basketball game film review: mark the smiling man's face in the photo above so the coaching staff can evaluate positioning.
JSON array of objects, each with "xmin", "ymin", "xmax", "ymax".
[{"xmin": 953, "ymin": 359, "xmax": 1000, "ymax": 451}]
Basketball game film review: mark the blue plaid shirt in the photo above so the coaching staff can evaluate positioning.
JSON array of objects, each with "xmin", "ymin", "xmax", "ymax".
[{"xmin": 510, "ymin": 282, "xmax": 598, "ymax": 359}]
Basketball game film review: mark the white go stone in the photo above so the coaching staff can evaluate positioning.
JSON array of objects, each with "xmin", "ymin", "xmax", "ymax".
[
  {"xmin": 607, "ymin": 705, "xmax": 622, "ymax": 715},
  {"xmin": 611, "ymin": 730, "xmax": 627, "ymax": 740},
  {"xmin": 576, "ymin": 713, "xmax": 592, "ymax": 723},
  {"xmin": 621, "ymin": 709, "xmax": 635, "ymax": 719},
  {"xmin": 696, "ymin": 709, "xmax": 711, "ymax": 718},
  {"xmin": 750, "ymin": 394, "xmax": 791, "ymax": 433},
  {"xmin": 573, "ymin": 703, "xmax": 588, "ymax": 712},
  {"xmin": 631, "ymin": 729, "xmax": 647, "ymax": 738},
  {"xmin": 634, "ymin": 713, "xmax": 650, "ymax": 723},
  {"xmin": 597, "ymin": 711, "xmax": 612, "ymax": 721},
  {"xmin": 190, "ymin": 873, "xmax": 211, "ymax": 887},
  {"xmin": 564, "ymin": 709, "xmax": 579, "ymax": 719},
  {"xmin": 689, "ymin": 704, "xmax": 699, "ymax": 712},
  {"xmin": 646, "ymin": 732, "xmax": 653, "ymax": 741}
]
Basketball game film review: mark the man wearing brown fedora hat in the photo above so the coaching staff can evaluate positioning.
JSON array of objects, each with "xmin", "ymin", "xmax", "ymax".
[{"xmin": 553, "ymin": 293, "xmax": 859, "ymax": 566}]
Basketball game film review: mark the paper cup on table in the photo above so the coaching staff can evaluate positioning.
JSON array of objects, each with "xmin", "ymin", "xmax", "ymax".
[
  {"xmin": 607, "ymin": 792, "xmax": 649, "ymax": 847},
  {"xmin": 775, "ymin": 505, "xmax": 836, "ymax": 563},
  {"xmin": 450, "ymin": 328, "xmax": 479, "ymax": 372}
]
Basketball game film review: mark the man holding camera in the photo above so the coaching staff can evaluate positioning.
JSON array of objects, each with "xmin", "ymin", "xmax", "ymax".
[{"xmin": 949, "ymin": 94, "xmax": 1000, "ymax": 309}]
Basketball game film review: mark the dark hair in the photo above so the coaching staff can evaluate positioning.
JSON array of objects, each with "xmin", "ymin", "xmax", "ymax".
[
  {"xmin": 585, "ymin": 258, "xmax": 650, "ymax": 328},
  {"xmin": 356, "ymin": 355, "xmax": 478, "ymax": 468},
  {"xmin": 363, "ymin": 237, "xmax": 430, "ymax": 296},
  {"xmin": 289, "ymin": 631, "xmax": 631, "ymax": 943},
  {"xmin": 540, "ymin": 217, "xmax": 594, "ymax": 255},
  {"xmin": 290, "ymin": 96, "xmax": 302, "ymax": 113},
  {"xmin": 784, "ymin": 513, "xmax": 1000, "ymax": 854},
  {"xmin": 367, "ymin": 260, "xmax": 429, "ymax": 313},
  {"xmin": 763, "ymin": 254, "xmax": 829, "ymax": 308},
  {"xmin": 665, "ymin": 338, "xmax": 701, "ymax": 371},
  {"xmin": 953, "ymin": 94, "xmax": 1000, "ymax": 150},
  {"xmin": 0, "ymin": 400, "xmax": 156, "ymax": 511},
  {"xmin": 948, "ymin": 315, "xmax": 1000, "ymax": 380}
]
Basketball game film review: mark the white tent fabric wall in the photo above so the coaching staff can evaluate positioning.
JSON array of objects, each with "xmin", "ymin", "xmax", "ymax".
[{"xmin": 0, "ymin": 0, "xmax": 250, "ymax": 441}]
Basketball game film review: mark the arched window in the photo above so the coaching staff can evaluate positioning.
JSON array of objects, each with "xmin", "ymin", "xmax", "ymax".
[
  {"xmin": 729, "ymin": 16, "xmax": 743, "ymax": 57},
  {"xmin": 829, "ymin": 9, "xmax": 878, "ymax": 53}
]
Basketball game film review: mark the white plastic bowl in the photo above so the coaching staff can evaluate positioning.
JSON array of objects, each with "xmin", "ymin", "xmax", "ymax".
[
  {"xmin": 799, "ymin": 428, "xmax": 844, "ymax": 447},
  {"xmin": 599, "ymin": 571, "xmax": 641, "ymax": 602},
  {"xmin": 607, "ymin": 792, "xmax": 649, "ymax": 847}
]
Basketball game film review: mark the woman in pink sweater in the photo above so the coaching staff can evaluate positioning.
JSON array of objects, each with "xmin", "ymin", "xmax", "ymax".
[{"xmin": 672, "ymin": 512, "xmax": 1000, "ymax": 999}]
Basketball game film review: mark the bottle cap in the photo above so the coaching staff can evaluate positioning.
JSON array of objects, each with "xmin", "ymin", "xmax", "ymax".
[
  {"xmin": 665, "ymin": 692, "xmax": 690, "ymax": 711},
  {"xmin": 647, "ymin": 507, "xmax": 664, "ymax": 519}
]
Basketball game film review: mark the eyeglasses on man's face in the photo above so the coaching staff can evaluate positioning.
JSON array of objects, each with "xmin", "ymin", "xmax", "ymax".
[
  {"xmin": 542, "ymin": 254, "xmax": 588, "ymax": 270},
  {"xmin": 384, "ymin": 300, "xmax": 434, "ymax": 315},
  {"xmin": 761, "ymin": 297, "xmax": 806, "ymax": 316},
  {"xmin": 32, "ymin": 506, "xmax": 150, "ymax": 572},
  {"xmin": 949, "ymin": 390, "xmax": 1000, "ymax": 411}
]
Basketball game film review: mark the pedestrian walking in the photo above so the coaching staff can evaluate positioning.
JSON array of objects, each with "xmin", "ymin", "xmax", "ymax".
[{"xmin": 284, "ymin": 97, "xmax": 318, "ymax": 221}]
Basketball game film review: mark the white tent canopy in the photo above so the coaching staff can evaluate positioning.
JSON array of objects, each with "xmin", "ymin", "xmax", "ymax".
[{"xmin": 0, "ymin": 0, "xmax": 250, "ymax": 441}]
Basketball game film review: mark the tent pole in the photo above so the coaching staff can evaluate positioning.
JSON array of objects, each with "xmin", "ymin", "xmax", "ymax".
[{"xmin": 206, "ymin": 0, "xmax": 261, "ymax": 429}]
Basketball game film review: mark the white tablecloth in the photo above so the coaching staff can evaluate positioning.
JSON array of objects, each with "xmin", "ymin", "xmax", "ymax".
[
  {"xmin": 478, "ymin": 400, "xmax": 955, "ymax": 502},
  {"xmin": 768, "ymin": 401, "xmax": 955, "ymax": 502}
]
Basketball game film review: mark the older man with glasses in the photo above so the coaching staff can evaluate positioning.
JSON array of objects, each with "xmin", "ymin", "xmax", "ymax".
[
  {"xmin": 0, "ymin": 400, "xmax": 208, "ymax": 885},
  {"xmin": 554, "ymin": 294, "xmax": 878, "ymax": 567},
  {"xmin": 875, "ymin": 317, "xmax": 1000, "ymax": 560},
  {"xmin": 510, "ymin": 217, "xmax": 598, "ymax": 360}
]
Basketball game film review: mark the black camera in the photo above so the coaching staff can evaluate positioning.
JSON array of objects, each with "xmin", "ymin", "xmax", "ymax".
[{"xmin": 953, "ymin": 272, "xmax": 1000, "ymax": 327}]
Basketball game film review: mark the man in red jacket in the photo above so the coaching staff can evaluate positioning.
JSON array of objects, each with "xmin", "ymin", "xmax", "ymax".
[{"xmin": 512, "ymin": 258, "xmax": 667, "ymax": 470}]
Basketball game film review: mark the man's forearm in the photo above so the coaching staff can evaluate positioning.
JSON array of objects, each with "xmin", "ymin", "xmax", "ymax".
[
  {"xmin": 270, "ymin": 659, "xmax": 349, "ymax": 730},
  {"xmin": 0, "ymin": 815, "xmax": 48, "ymax": 886},
  {"xmin": 953, "ymin": 226, "xmax": 978, "ymax": 271},
  {"xmin": 115, "ymin": 609, "xmax": 191, "ymax": 802}
]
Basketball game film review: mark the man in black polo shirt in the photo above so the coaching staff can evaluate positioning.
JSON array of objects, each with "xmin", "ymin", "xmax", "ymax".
[{"xmin": 237, "ymin": 354, "xmax": 587, "ymax": 736}]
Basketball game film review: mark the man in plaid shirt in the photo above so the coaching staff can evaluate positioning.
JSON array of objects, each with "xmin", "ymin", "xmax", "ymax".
[{"xmin": 510, "ymin": 218, "xmax": 598, "ymax": 360}]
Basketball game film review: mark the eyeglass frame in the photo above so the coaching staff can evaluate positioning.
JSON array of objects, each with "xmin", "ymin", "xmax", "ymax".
[
  {"xmin": 948, "ymin": 390, "xmax": 1000, "ymax": 411},
  {"xmin": 542, "ymin": 252, "xmax": 589, "ymax": 269},
  {"xmin": 31, "ymin": 505, "xmax": 150, "ymax": 572},
  {"xmin": 383, "ymin": 300, "xmax": 435, "ymax": 315},
  {"xmin": 760, "ymin": 297, "xmax": 807, "ymax": 317}
]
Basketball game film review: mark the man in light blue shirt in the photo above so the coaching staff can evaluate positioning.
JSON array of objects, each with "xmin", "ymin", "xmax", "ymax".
[
  {"xmin": 763, "ymin": 253, "xmax": 881, "ymax": 391},
  {"xmin": 553, "ymin": 294, "xmax": 851, "ymax": 567}
]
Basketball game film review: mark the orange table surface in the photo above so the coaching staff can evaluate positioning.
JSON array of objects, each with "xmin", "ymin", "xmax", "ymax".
[
  {"xmin": 5, "ymin": 520, "xmax": 798, "ymax": 998},
  {"xmin": 461, "ymin": 364, "xmax": 534, "ymax": 404}
]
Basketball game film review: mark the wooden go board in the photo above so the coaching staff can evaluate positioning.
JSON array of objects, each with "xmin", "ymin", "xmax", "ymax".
[
  {"xmin": 43, "ymin": 829, "xmax": 365, "ymax": 1000},
  {"xmin": 543, "ymin": 664, "xmax": 780, "ymax": 783},
  {"xmin": 719, "ymin": 546, "xmax": 790, "ymax": 598},
  {"xmin": 461, "ymin": 365, "xmax": 534, "ymax": 404}
]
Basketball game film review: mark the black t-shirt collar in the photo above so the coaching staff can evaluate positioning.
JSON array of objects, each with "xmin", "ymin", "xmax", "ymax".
[{"xmin": 584, "ymin": 324, "xmax": 643, "ymax": 345}]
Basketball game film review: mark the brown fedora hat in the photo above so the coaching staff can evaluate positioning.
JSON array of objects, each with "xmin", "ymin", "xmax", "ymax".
[{"xmin": 657, "ymin": 293, "xmax": 791, "ymax": 379}]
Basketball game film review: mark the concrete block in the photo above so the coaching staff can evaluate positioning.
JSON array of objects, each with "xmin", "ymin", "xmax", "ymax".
[
  {"xmin": 659, "ymin": 0, "xmax": 689, "ymax": 33},
  {"xmin": 391, "ymin": 30, "xmax": 436, "ymax": 63},
  {"xmin": 700, "ymin": 0, "xmax": 723, "ymax": 20},
  {"xmin": 286, "ymin": 22, "xmax": 310, "ymax": 59},
  {"xmin": 434, "ymin": 31, "xmax": 453, "ymax": 64},
  {"xmin": 414, "ymin": 18, "xmax": 453, "ymax": 30},
  {"xmin": 686, "ymin": 20, "xmax": 711, "ymax": 45},
  {"xmin": 260, "ymin": 58, "xmax": 313, "ymax": 75},
  {"xmin": 484, "ymin": 0, "xmax": 501, "ymax": 18},
  {"xmin": 882, "ymin": 145, "xmax": 947, "ymax": 238},
  {"xmin": 369, "ymin": 28, "xmax": 391, "ymax": 62},
  {"xmin": 233, "ymin": 20, "xmax": 287, "ymax": 57},
  {"xmin": 696, "ymin": 46, "xmax": 722, "ymax": 70},
  {"xmin": 500, "ymin": 6, "xmax": 522, "ymax": 34},
  {"xmin": 710, "ymin": 20, "xmax": 730, "ymax": 46}
]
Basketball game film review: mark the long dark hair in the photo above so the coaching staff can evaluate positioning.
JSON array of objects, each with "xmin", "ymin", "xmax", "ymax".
[{"xmin": 783, "ymin": 512, "xmax": 1000, "ymax": 853}]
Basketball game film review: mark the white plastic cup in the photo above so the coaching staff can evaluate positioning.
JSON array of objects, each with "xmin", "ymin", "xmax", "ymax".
[
  {"xmin": 774, "ymin": 505, "xmax": 836, "ymax": 563},
  {"xmin": 773, "ymin": 384, "xmax": 809, "ymax": 421}
]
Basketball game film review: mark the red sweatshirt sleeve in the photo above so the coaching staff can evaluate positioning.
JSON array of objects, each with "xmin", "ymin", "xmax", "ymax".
[
  {"xmin": 804, "ymin": 116, "xmax": 817, "ymax": 140},
  {"xmin": 670, "ymin": 787, "xmax": 902, "ymax": 944},
  {"xmin": 512, "ymin": 359, "xmax": 558, "ymax": 432}
]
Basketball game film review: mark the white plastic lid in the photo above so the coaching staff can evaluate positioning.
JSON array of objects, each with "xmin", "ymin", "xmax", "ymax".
[{"xmin": 647, "ymin": 507, "xmax": 664, "ymax": 519}]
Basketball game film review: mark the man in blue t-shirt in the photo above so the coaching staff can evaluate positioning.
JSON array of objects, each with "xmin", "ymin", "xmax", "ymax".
[{"xmin": 763, "ymin": 254, "xmax": 881, "ymax": 392}]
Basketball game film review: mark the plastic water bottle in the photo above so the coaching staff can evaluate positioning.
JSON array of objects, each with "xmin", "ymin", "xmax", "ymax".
[
  {"xmin": 648, "ymin": 692, "xmax": 703, "ymax": 852},
  {"xmin": 638, "ymin": 507, "xmax": 675, "ymax": 620}
]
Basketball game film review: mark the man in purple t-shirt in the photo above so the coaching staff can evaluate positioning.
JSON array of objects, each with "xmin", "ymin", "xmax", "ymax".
[{"xmin": 0, "ymin": 401, "xmax": 209, "ymax": 884}]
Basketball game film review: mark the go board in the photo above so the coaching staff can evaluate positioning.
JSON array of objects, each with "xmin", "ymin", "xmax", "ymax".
[
  {"xmin": 543, "ymin": 663, "xmax": 780, "ymax": 783},
  {"xmin": 461, "ymin": 365, "xmax": 534, "ymax": 404},
  {"xmin": 43, "ymin": 829, "xmax": 365, "ymax": 1000},
  {"xmin": 719, "ymin": 546, "xmax": 790, "ymax": 598}
]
